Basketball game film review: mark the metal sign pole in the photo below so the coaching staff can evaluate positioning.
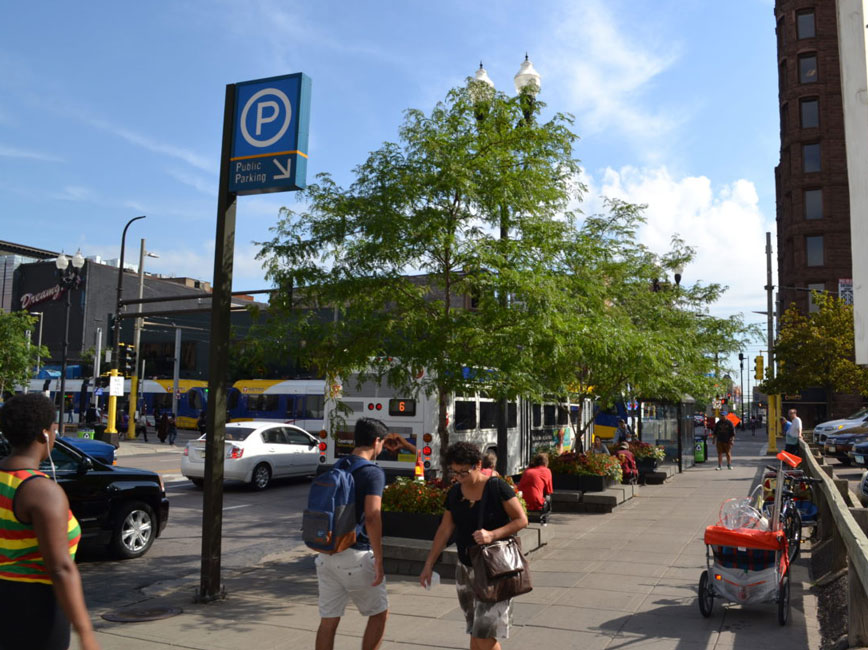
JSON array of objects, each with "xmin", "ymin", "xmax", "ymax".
[{"xmin": 198, "ymin": 83, "xmax": 236, "ymax": 602}]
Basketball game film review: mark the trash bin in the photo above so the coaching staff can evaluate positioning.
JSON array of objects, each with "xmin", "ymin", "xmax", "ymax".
[
  {"xmin": 77, "ymin": 429, "xmax": 95, "ymax": 440},
  {"xmin": 694, "ymin": 436, "xmax": 707, "ymax": 463},
  {"xmin": 92, "ymin": 424, "xmax": 107, "ymax": 442}
]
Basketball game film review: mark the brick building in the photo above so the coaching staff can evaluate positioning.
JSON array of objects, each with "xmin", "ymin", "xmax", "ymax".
[{"xmin": 774, "ymin": 0, "xmax": 862, "ymax": 424}]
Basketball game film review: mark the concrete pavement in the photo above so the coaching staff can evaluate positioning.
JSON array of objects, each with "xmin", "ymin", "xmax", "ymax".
[{"xmin": 80, "ymin": 436, "xmax": 821, "ymax": 649}]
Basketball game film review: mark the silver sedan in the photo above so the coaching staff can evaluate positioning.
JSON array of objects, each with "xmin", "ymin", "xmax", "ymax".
[{"xmin": 181, "ymin": 421, "xmax": 319, "ymax": 490}]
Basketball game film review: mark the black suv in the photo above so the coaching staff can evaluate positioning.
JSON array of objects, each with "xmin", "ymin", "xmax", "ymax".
[{"xmin": 0, "ymin": 435, "xmax": 169, "ymax": 559}]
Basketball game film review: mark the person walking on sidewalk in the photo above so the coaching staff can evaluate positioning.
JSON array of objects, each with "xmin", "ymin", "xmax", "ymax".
[
  {"xmin": 315, "ymin": 418, "xmax": 389, "ymax": 650},
  {"xmin": 713, "ymin": 415, "xmax": 736, "ymax": 470},
  {"xmin": 0, "ymin": 393, "xmax": 100, "ymax": 650},
  {"xmin": 420, "ymin": 442, "xmax": 528, "ymax": 650},
  {"xmin": 786, "ymin": 408, "xmax": 803, "ymax": 456}
]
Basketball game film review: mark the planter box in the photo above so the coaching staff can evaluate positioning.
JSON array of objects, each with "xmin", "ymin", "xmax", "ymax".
[
  {"xmin": 382, "ymin": 511, "xmax": 443, "ymax": 540},
  {"xmin": 552, "ymin": 473, "xmax": 582, "ymax": 491},
  {"xmin": 637, "ymin": 458, "xmax": 659, "ymax": 473},
  {"xmin": 578, "ymin": 474, "xmax": 611, "ymax": 493}
]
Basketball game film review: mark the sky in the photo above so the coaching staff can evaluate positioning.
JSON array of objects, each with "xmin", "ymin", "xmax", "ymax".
[{"xmin": 0, "ymin": 0, "xmax": 779, "ymax": 376}]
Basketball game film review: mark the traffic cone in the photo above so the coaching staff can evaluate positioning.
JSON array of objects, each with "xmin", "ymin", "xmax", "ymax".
[{"xmin": 415, "ymin": 451, "xmax": 425, "ymax": 481}]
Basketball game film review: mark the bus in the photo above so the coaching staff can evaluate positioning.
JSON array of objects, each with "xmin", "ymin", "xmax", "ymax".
[
  {"xmin": 593, "ymin": 402, "xmax": 629, "ymax": 441},
  {"xmin": 24, "ymin": 378, "xmax": 208, "ymax": 429},
  {"xmin": 227, "ymin": 379, "xmax": 326, "ymax": 434},
  {"xmin": 316, "ymin": 371, "xmax": 592, "ymax": 479}
]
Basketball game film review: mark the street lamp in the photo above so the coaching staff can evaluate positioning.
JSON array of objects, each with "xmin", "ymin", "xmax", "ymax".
[
  {"xmin": 107, "ymin": 216, "xmax": 146, "ymax": 439},
  {"xmin": 56, "ymin": 250, "xmax": 85, "ymax": 434},
  {"xmin": 29, "ymin": 311, "xmax": 43, "ymax": 377},
  {"xmin": 126, "ymin": 239, "xmax": 158, "ymax": 439},
  {"xmin": 469, "ymin": 55, "xmax": 541, "ymax": 474}
]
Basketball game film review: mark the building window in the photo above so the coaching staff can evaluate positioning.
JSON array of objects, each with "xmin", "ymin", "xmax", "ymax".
[
  {"xmin": 779, "ymin": 60, "xmax": 788, "ymax": 93},
  {"xmin": 803, "ymin": 143, "xmax": 821, "ymax": 172},
  {"xmin": 800, "ymin": 98, "xmax": 819, "ymax": 128},
  {"xmin": 780, "ymin": 103, "xmax": 788, "ymax": 135},
  {"xmin": 799, "ymin": 54, "xmax": 818, "ymax": 83},
  {"xmin": 806, "ymin": 236, "xmax": 824, "ymax": 266},
  {"xmin": 797, "ymin": 11, "xmax": 816, "ymax": 39},
  {"xmin": 808, "ymin": 282, "xmax": 825, "ymax": 313},
  {"xmin": 804, "ymin": 189, "xmax": 823, "ymax": 219}
]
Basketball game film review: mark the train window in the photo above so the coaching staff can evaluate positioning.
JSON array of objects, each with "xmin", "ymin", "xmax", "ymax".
[
  {"xmin": 189, "ymin": 390, "xmax": 203, "ymax": 411},
  {"xmin": 454, "ymin": 400, "xmax": 476, "ymax": 431},
  {"xmin": 557, "ymin": 406, "xmax": 569, "ymax": 425},
  {"xmin": 508, "ymin": 402, "xmax": 517, "ymax": 428},
  {"xmin": 251, "ymin": 395, "xmax": 279, "ymax": 412},
  {"xmin": 153, "ymin": 394, "xmax": 173, "ymax": 412},
  {"xmin": 532, "ymin": 404, "xmax": 541, "ymax": 428},
  {"xmin": 227, "ymin": 390, "xmax": 239, "ymax": 410},
  {"xmin": 306, "ymin": 395, "xmax": 325, "ymax": 419}
]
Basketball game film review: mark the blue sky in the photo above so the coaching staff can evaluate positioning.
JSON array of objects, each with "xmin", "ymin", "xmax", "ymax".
[{"xmin": 1, "ymin": 0, "xmax": 777, "ymax": 365}]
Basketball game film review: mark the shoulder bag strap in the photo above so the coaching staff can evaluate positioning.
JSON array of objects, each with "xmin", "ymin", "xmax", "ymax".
[{"xmin": 476, "ymin": 477, "xmax": 494, "ymax": 530}]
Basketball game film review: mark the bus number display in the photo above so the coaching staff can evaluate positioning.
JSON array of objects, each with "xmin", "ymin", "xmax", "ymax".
[{"xmin": 389, "ymin": 399, "xmax": 416, "ymax": 416}]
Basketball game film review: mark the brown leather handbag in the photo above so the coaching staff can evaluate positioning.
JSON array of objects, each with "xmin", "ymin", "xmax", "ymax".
[{"xmin": 467, "ymin": 479, "xmax": 533, "ymax": 603}]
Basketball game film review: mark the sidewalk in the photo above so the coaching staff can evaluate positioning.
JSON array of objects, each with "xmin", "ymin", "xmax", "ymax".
[
  {"xmin": 81, "ymin": 438, "xmax": 821, "ymax": 650},
  {"xmin": 112, "ymin": 429, "xmax": 199, "ymax": 456}
]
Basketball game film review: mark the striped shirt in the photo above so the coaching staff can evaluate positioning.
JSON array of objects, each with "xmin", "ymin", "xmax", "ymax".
[{"xmin": 0, "ymin": 469, "xmax": 80, "ymax": 584}]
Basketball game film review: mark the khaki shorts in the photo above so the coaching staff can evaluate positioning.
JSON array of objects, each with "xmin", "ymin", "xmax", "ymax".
[
  {"xmin": 315, "ymin": 548, "xmax": 388, "ymax": 618},
  {"xmin": 716, "ymin": 440, "xmax": 733, "ymax": 454},
  {"xmin": 455, "ymin": 562, "xmax": 512, "ymax": 639}
]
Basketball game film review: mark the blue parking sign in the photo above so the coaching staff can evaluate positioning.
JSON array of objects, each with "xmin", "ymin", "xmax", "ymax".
[{"xmin": 229, "ymin": 73, "xmax": 311, "ymax": 195}]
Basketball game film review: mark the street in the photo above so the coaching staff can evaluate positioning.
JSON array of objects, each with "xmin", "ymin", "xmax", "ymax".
[{"xmin": 77, "ymin": 444, "xmax": 314, "ymax": 610}]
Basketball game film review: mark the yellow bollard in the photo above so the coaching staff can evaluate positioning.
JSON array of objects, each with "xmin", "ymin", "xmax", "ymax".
[{"xmin": 126, "ymin": 375, "xmax": 139, "ymax": 439}]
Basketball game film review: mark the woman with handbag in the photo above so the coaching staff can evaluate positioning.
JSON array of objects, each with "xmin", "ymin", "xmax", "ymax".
[{"xmin": 420, "ymin": 442, "xmax": 528, "ymax": 649}]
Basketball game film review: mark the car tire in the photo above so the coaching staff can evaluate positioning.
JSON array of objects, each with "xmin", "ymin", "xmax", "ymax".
[
  {"xmin": 110, "ymin": 501, "xmax": 156, "ymax": 559},
  {"xmin": 190, "ymin": 478, "xmax": 204, "ymax": 488},
  {"xmin": 250, "ymin": 463, "xmax": 272, "ymax": 491}
]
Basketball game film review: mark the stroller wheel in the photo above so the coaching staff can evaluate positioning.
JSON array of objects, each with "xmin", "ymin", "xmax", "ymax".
[
  {"xmin": 698, "ymin": 570, "xmax": 714, "ymax": 617},
  {"xmin": 778, "ymin": 575, "xmax": 790, "ymax": 626}
]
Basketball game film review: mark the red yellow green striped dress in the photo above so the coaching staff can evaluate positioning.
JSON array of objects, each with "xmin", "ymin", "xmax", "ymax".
[{"xmin": 0, "ymin": 468, "xmax": 81, "ymax": 583}]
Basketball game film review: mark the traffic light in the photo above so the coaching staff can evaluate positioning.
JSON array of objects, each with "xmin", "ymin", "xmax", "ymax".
[
  {"xmin": 754, "ymin": 355, "xmax": 764, "ymax": 380},
  {"xmin": 120, "ymin": 344, "xmax": 135, "ymax": 377}
]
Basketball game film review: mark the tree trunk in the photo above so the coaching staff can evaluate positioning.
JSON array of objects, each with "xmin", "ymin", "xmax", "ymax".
[{"xmin": 438, "ymin": 384, "xmax": 450, "ymax": 478}]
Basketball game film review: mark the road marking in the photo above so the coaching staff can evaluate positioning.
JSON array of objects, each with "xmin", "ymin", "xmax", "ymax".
[{"xmin": 223, "ymin": 504, "xmax": 252, "ymax": 510}]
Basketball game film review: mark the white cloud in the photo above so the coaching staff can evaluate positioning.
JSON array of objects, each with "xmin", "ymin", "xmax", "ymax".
[
  {"xmin": 587, "ymin": 165, "xmax": 772, "ymax": 319},
  {"xmin": 541, "ymin": 1, "xmax": 685, "ymax": 147},
  {"xmin": 0, "ymin": 144, "xmax": 63, "ymax": 162}
]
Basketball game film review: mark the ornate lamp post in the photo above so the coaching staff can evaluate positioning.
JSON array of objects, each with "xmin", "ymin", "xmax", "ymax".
[
  {"xmin": 55, "ymin": 251, "xmax": 85, "ymax": 434},
  {"xmin": 469, "ymin": 56, "xmax": 541, "ymax": 474}
]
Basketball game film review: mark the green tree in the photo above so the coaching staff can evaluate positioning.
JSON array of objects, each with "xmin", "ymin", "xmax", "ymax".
[
  {"xmin": 0, "ymin": 311, "xmax": 47, "ymax": 396},
  {"xmin": 762, "ymin": 292, "xmax": 868, "ymax": 398},
  {"xmin": 259, "ymin": 83, "xmax": 582, "ymax": 466}
]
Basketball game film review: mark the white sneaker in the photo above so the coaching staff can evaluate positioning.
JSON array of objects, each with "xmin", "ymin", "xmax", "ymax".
[{"xmin": 716, "ymin": 466, "xmax": 721, "ymax": 471}]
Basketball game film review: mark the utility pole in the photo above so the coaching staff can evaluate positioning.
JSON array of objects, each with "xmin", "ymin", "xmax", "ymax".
[{"xmin": 765, "ymin": 232, "xmax": 778, "ymax": 452}]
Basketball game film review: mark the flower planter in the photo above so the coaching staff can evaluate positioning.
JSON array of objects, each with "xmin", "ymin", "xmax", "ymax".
[
  {"xmin": 578, "ymin": 474, "xmax": 611, "ymax": 493},
  {"xmin": 637, "ymin": 458, "xmax": 659, "ymax": 473},
  {"xmin": 552, "ymin": 473, "xmax": 582, "ymax": 491},
  {"xmin": 382, "ymin": 511, "xmax": 443, "ymax": 540}
]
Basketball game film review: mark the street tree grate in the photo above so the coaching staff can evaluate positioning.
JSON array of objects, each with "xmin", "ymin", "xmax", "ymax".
[{"xmin": 102, "ymin": 607, "xmax": 183, "ymax": 623}]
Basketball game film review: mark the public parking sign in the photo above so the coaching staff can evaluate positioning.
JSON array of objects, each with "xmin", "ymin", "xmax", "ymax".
[{"xmin": 229, "ymin": 73, "xmax": 311, "ymax": 195}]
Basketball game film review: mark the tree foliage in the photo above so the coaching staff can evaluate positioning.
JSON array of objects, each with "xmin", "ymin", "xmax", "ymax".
[
  {"xmin": 0, "ymin": 311, "xmax": 47, "ymax": 396},
  {"xmin": 762, "ymin": 292, "xmax": 868, "ymax": 396},
  {"xmin": 256, "ymin": 82, "xmax": 754, "ymax": 465}
]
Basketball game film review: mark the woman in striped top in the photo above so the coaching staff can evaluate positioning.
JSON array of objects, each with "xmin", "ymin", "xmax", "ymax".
[{"xmin": 0, "ymin": 393, "xmax": 99, "ymax": 650}]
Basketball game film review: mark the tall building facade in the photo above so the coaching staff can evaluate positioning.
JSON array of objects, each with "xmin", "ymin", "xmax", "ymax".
[{"xmin": 775, "ymin": 1, "xmax": 860, "ymax": 423}]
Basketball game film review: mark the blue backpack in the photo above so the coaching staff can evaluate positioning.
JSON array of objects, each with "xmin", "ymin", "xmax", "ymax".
[{"xmin": 302, "ymin": 455, "xmax": 372, "ymax": 553}]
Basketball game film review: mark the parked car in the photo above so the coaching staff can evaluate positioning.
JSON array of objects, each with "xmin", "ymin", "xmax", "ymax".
[
  {"xmin": 0, "ymin": 435, "xmax": 169, "ymax": 559},
  {"xmin": 849, "ymin": 440, "xmax": 868, "ymax": 467},
  {"xmin": 62, "ymin": 435, "xmax": 117, "ymax": 465},
  {"xmin": 823, "ymin": 430, "xmax": 868, "ymax": 464},
  {"xmin": 181, "ymin": 421, "xmax": 319, "ymax": 490},
  {"xmin": 814, "ymin": 407, "xmax": 868, "ymax": 444}
]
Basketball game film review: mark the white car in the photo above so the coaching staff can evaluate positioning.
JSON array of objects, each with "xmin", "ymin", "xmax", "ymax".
[
  {"xmin": 181, "ymin": 421, "xmax": 319, "ymax": 490},
  {"xmin": 813, "ymin": 407, "xmax": 868, "ymax": 444}
]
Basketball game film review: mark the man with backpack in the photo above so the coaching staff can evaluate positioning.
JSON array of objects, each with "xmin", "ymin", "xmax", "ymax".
[{"xmin": 309, "ymin": 417, "xmax": 389, "ymax": 650}]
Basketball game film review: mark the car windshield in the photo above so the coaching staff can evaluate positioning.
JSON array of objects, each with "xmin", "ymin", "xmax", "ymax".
[
  {"xmin": 846, "ymin": 408, "xmax": 868, "ymax": 420},
  {"xmin": 197, "ymin": 427, "xmax": 257, "ymax": 441}
]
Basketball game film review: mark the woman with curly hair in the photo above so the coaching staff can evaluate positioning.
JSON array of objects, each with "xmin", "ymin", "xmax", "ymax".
[
  {"xmin": 420, "ymin": 442, "xmax": 527, "ymax": 650},
  {"xmin": 0, "ymin": 393, "xmax": 100, "ymax": 650}
]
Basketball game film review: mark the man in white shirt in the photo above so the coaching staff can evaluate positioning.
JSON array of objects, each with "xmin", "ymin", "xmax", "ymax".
[{"xmin": 786, "ymin": 409, "xmax": 803, "ymax": 455}]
